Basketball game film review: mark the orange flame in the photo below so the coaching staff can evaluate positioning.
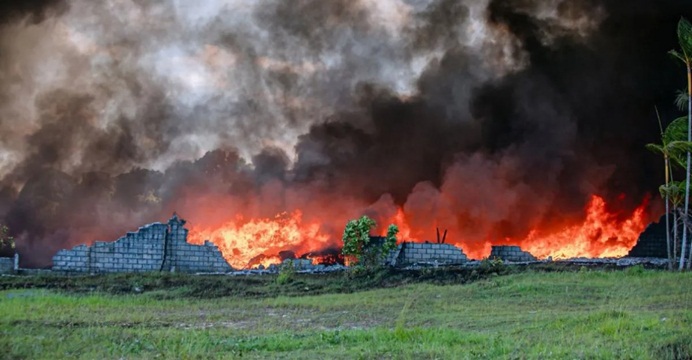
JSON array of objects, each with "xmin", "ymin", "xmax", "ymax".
[
  {"xmin": 247, "ymin": 255, "xmax": 283, "ymax": 269},
  {"xmin": 519, "ymin": 195, "xmax": 648, "ymax": 259},
  {"xmin": 188, "ymin": 194, "xmax": 649, "ymax": 268},
  {"xmin": 187, "ymin": 210, "xmax": 330, "ymax": 269}
]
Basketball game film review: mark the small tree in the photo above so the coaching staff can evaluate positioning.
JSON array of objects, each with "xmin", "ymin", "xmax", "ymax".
[
  {"xmin": 670, "ymin": 17, "xmax": 692, "ymax": 269},
  {"xmin": 342, "ymin": 216, "xmax": 398, "ymax": 267},
  {"xmin": 0, "ymin": 224, "xmax": 15, "ymax": 255},
  {"xmin": 647, "ymin": 115, "xmax": 692, "ymax": 269}
]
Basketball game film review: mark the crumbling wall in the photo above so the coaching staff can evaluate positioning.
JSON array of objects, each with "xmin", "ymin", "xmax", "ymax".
[
  {"xmin": 392, "ymin": 242, "xmax": 468, "ymax": 266},
  {"xmin": 0, "ymin": 255, "xmax": 14, "ymax": 274},
  {"xmin": 52, "ymin": 215, "xmax": 231, "ymax": 273},
  {"xmin": 627, "ymin": 215, "xmax": 691, "ymax": 258},
  {"xmin": 489, "ymin": 246, "xmax": 537, "ymax": 262},
  {"xmin": 164, "ymin": 216, "xmax": 230, "ymax": 272}
]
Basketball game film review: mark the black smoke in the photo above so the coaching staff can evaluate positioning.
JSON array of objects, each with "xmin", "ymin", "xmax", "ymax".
[
  {"xmin": 0, "ymin": 0, "xmax": 691, "ymax": 266},
  {"xmin": 0, "ymin": 0, "xmax": 67, "ymax": 24}
]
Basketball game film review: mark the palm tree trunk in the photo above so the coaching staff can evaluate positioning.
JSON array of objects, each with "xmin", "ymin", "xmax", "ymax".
[
  {"xmin": 665, "ymin": 155, "xmax": 673, "ymax": 270},
  {"xmin": 688, "ymin": 69, "xmax": 692, "ymax": 270},
  {"xmin": 674, "ymin": 210, "xmax": 679, "ymax": 263},
  {"xmin": 666, "ymin": 198, "xmax": 672, "ymax": 269},
  {"xmin": 681, "ymin": 64, "xmax": 692, "ymax": 270}
]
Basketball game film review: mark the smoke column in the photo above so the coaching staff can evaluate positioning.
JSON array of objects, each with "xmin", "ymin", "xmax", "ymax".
[{"xmin": 0, "ymin": 0, "xmax": 690, "ymax": 266}]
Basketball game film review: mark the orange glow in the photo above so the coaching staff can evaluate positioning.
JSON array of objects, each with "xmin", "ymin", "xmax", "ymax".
[
  {"xmin": 304, "ymin": 253, "xmax": 343, "ymax": 266},
  {"xmin": 188, "ymin": 194, "xmax": 649, "ymax": 269},
  {"xmin": 519, "ymin": 195, "xmax": 648, "ymax": 259},
  {"xmin": 391, "ymin": 208, "xmax": 414, "ymax": 243},
  {"xmin": 247, "ymin": 255, "xmax": 282, "ymax": 269},
  {"xmin": 187, "ymin": 210, "xmax": 330, "ymax": 269}
]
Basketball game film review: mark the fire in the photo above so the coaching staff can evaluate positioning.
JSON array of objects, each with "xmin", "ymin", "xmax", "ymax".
[
  {"xmin": 246, "ymin": 254, "xmax": 283, "ymax": 269},
  {"xmin": 304, "ymin": 253, "xmax": 343, "ymax": 266},
  {"xmin": 187, "ymin": 210, "xmax": 330, "ymax": 269},
  {"xmin": 496, "ymin": 195, "xmax": 648, "ymax": 260},
  {"xmin": 188, "ymin": 194, "xmax": 649, "ymax": 269}
]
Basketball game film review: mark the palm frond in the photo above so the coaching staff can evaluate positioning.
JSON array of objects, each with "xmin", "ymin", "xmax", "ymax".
[
  {"xmin": 659, "ymin": 184, "xmax": 669, "ymax": 199},
  {"xmin": 675, "ymin": 89, "xmax": 689, "ymax": 111},
  {"xmin": 673, "ymin": 180, "xmax": 687, "ymax": 204},
  {"xmin": 662, "ymin": 180, "xmax": 688, "ymax": 206},
  {"xmin": 668, "ymin": 140, "xmax": 692, "ymax": 153},
  {"xmin": 678, "ymin": 17, "xmax": 692, "ymax": 59},
  {"xmin": 670, "ymin": 153, "xmax": 687, "ymax": 170},
  {"xmin": 646, "ymin": 143, "xmax": 664, "ymax": 154},
  {"xmin": 670, "ymin": 49, "xmax": 687, "ymax": 63},
  {"xmin": 664, "ymin": 116, "xmax": 689, "ymax": 144}
]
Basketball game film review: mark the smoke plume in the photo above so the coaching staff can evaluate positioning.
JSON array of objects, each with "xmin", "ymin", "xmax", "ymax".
[{"xmin": 0, "ymin": 0, "xmax": 690, "ymax": 266}]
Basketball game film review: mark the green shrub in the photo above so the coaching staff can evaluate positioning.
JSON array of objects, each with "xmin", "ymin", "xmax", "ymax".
[
  {"xmin": 341, "ymin": 216, "xmax": 398, "ymax": 268},
  {"xmin": 276, "ymin": 260, "xmax": 296, "ymax": 285},
  {"xmin": 479, "ymin": 257, "xmax": 505, "ymax": 272},
  {"xmin": 625, "ymin": 264, "xmax": 646, "ymax": 276}
]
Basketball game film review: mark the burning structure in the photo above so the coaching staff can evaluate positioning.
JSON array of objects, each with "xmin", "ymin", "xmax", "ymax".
[
  {"xmin": 50, "ymin": 214, "xmax": 473, "ymax": 272},
  {"xmin": 46, "ymin": 211, "xmax": 679, "ymax": 273},
  {"xmin": 53, "ymin": 214, "xmax": 231, "ymax": 273},
  {"xmin": 1, "ymin": 1, "xmax": 691, "ymax": 268}
]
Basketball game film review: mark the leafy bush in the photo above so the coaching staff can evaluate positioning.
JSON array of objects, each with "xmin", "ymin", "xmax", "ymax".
[
  {"xmin": 479, "ymin": 257, "xmax": 504, "ymax": 272},
  {"xmin": 276, "ymin": 260, "xmax": 296, "ymax": 285},
  {"xmin": 625, "ymin": 264, "xmax": 645, "ymax": 276},
  {"xmin": 341, "ymin": 216, "xmax": 398, "ymax": 268}
]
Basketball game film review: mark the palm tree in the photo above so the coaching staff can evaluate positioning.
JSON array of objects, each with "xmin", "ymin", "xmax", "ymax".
[
  {"xmin": 669, "ymin": 17, "xmax": 692, "ymax": 270},
  {"xmin": 647, "ymin": 109, "xmax": 673, "ymax": 269},
  {"xmin": 647, "ymin": 115, "xmax": 689, "ymax": 269},
  {"xmin": 660, "ymin": 180, "xmax": 685, "ymax": 265}
]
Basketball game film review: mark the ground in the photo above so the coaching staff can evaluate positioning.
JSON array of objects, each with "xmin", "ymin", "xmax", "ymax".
[{"xmin": 1, "ymin": 266, "xmax": 691, "ymax": 359}]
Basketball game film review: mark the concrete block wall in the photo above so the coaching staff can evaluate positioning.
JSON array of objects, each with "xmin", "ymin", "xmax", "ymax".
[
  {"xmin": 167, "ymin": 240, "xmax": 231, "ymax": 273},
  {"xmin": 628, "ymin": 214, "xmax": 691, "ymax": 258},
  {"xmin": 394, "ymin": 242, "xmax": 468, "ymax": 266},
  {"xmin": 52, "ymin": 214, "xmax": 232, "ymax": 273},
  {"xmin": 53, "ymin": 245, "xmax": 91, "ymax": 272},
  {"xmin": 489, "ymin": 245, "xmax": 537, "ymax": 262},
  {"xmin": 383, "ymin": 244, "xmax": 403, "ymax": 266},
  {"xmin": 0, "ymin": 256, "xmax": 13, "ymax": 274}
]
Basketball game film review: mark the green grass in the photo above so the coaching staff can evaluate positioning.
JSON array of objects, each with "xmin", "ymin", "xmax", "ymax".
[{"xmin": 1, "ymin": 269, "xmax": 691, "ymax": 359}]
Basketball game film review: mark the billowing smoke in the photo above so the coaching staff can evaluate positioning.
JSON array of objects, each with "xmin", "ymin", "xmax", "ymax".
[{"xmin": 0, "ymin": 0, "xmax": 690, "ymax": 266}]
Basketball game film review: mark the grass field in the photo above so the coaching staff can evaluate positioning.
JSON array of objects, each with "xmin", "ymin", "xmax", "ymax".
[{"xmin": 1, "ymin": 267, "xmax": 691, "ymax": 359}]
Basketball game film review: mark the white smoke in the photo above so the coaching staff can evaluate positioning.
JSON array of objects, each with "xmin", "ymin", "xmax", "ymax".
[{"xmin": 0, "ymin": 0, "xmax": 604, "ymax": 181}]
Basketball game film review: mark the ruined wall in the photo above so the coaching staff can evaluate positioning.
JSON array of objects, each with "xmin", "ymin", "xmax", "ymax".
[
  {"xmin": 627, "ymin": 215, "xmax": 691, "ymax": 258},
  {"xmin": 489, "ymin": 246, "xmax": 537, "ymax": 262},
  {"xmin": 52, "ymin": 215, "xmax": 231, "ymax": 273},
  {"xmin": 391, "ymin": 242, "xmax": 468, "ymax": 266},
  {"xmin": 163, "ymin": 217, "xmax": 231, "ymax": 273},
  {"xmin": 0, "ymin": 255, "xmax": 14, "ymax": 274}
]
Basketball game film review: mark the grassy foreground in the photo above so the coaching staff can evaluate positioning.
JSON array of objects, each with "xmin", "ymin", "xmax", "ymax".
[{"xmin": 1, "ymin": 268, "xmax": 691, "ymax": 359}]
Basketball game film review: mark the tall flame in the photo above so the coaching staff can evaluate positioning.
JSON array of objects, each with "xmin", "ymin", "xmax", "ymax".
[
  {"xmin": 520, "ymin": 195, "xmax": 648, "ymax": 259},
  {"xmin": 188, "ymin": 194, "xmax": 649, "ymax": 269}
]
